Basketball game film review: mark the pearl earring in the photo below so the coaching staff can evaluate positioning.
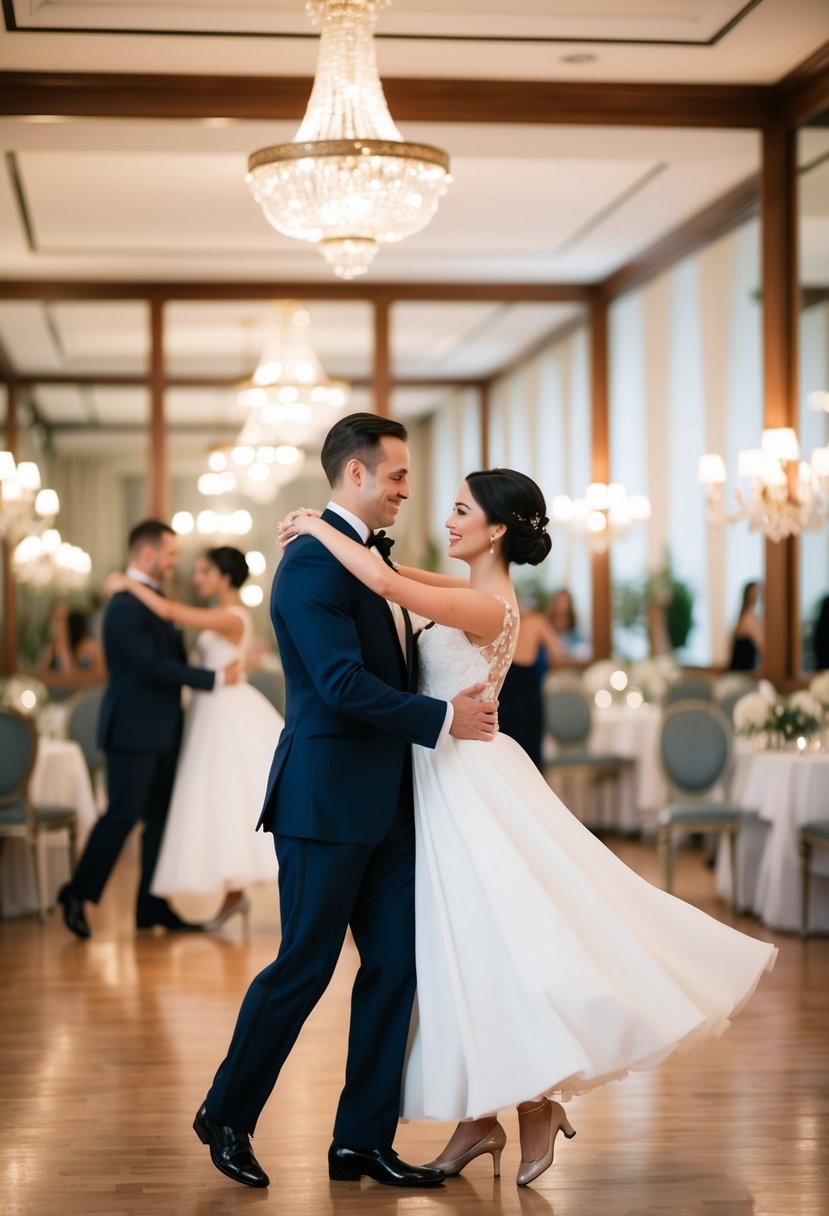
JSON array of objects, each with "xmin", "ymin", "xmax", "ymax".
[{"xmin": 489, "ymin": 536, "xmax": 496, "ymax": 556}]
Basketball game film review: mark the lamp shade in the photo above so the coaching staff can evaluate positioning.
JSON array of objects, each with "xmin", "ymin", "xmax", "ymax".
[
  {"xmin": 761, "ymin": 427, "xmax": 800, "ymax": 462},
  {"xmin": 697, "ymin": 453, "xmax": 727, "ymax": 485}
]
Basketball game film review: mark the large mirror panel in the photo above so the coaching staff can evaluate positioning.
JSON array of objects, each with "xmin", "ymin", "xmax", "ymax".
[{"xmin": 798, "ymin": 111, "xmax": 829, "ymax": 671}]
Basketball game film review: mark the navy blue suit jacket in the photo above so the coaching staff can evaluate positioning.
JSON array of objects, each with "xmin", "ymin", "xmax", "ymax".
[
  {"xmin": 258, "ymin": 510, "xmax": 446, "ymax": 845},
  {"xmin": 97, "ymin": 591, "xmax": 215, "ymax": 753}
]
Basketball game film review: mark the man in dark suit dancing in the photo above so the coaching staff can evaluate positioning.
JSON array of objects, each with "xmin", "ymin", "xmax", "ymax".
[
  {"xmin": 58, "ymin": 519, "xmax": 240, "ymax": 939},
  {"xmin": 195, "ymin": 414, "xmax": 497, "ymax": 1190}
]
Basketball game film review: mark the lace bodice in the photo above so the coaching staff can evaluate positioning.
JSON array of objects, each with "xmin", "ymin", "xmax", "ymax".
[
  {"xmin": 192, "ymin": 606, "xmax": 252, "ymax": 672},
  {"xmin": 416, "ymin": 596, "xmax": 518, "ymax": 703}
]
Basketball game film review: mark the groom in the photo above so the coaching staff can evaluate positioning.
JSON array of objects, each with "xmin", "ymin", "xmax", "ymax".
[
  {"xmin": 58, "ymin": 519, "xmax": 240, "ymax": 939},
  {"xmin": 195, "ymin": 413, "xmax": 497, "ymax": 1189}
]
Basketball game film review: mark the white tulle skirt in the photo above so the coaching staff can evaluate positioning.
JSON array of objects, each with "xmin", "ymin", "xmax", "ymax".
[
  {"xmin": 402, "ymin": 732, "xmax": 776, "ymax": 1121},
  {"xmin": 151, "ymin": 683, "xmax": 282, "ymax": 898}
]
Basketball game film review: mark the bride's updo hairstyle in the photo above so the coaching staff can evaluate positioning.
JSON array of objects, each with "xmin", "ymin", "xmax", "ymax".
[
  {"xmin": 205, "ymin": 546, "xmax": 250, "ymax": 588},
  {"xmin": 466, "ymin": 469, "xmax": 551, "ymax": 567}
]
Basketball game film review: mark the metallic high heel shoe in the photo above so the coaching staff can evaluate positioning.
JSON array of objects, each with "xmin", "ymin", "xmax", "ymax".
[
  {"xmin": 427, "ymin": 1121, "xmax": 507, "ymax": 1177},
  {"xmin": 515, "ymin": 1099, "xmax": 575, "ymax": 1187},
  {"xmin": 204, "ymin": 892, "xmax": 251, "ymax": 932}
]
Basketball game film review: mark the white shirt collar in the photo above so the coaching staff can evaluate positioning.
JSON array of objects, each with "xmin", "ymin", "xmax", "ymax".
[
  {"xmin": 125, "ymin": 565, "xmax": 163, "ymax": 592},
  {"xmin": 325, "ymin": 501, "xmax": 371, "ymax": 544}
]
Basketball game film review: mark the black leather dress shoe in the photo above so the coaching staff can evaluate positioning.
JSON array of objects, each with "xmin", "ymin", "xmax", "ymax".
[
  {"xmin": 193, "ymin": 1103, "xmax": 269, "ymax": 1188},
  {"xmin": 57, "ymin": 884, "xmax": 90, "ymax": 939},
  {"xmin": 136, "ymin": 906, "xmax": 204, "ymax": 932},
  {"xmin": 328, "ymin": 1142, "xmax": 445, "ymax": 1187}
]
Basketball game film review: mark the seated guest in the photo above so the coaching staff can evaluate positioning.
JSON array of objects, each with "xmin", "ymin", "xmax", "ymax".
[{"xmin": 33, "ymin": 601, "xmax": 106, "ymax": 685}]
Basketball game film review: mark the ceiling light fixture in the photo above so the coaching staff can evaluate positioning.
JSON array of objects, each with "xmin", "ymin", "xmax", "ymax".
[{"xmin": 246, "ymin": 0, "xmax": 452, "ymax": 279}]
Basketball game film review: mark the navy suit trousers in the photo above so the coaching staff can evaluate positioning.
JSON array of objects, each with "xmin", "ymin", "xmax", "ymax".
[{"xmin": 206, "ymin": 800, "xmax": 417, "ymax": 1147}]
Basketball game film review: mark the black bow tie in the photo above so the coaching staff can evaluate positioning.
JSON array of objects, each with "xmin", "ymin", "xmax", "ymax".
[{"xmin": 366, "ymin": 530, "xmax": 395, "ymax": 565}]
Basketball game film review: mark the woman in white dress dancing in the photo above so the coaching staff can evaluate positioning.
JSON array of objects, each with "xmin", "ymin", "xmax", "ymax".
[
  {"xmin": 105, "ymin": 547, "xmax": 282, "ymax": 930},
  {"xmin": 282, "ymin": 469, "xmax": 776, "ymax": 1188}
]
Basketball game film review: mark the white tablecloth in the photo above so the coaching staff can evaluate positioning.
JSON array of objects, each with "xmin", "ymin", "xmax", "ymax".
[
  {"xmin": 589, "ymin": 703, "xmax": 666, "ymax": 832},
  {"xmin": 0, "ymin": 738, "xmax": 99, "ymax": 918},
  {"xmin": 716, "ymin": 750, "xmax": 829, "ymax": 933}
]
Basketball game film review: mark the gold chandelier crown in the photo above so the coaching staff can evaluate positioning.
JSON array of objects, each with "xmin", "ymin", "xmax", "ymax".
[{"xmin": 246, "ymin": 0, "xmax": 452, "ymax": 279}]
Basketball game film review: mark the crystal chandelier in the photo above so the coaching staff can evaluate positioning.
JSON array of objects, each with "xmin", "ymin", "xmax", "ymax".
[
  {"xmin": 192, "ymin": 301, "xmax": 346, "ymax": 506},
  {"xmin": 551, "ymin": 482, "xmax": 651, "ymax": 554},
  {"xmin": 246, "ymin": 0, "xmax": 452, "ymax": 279},
  {"xmin": 698, "ymin": 427, "xmax": 829, "ymax": 542},
  {"xmin": 13, "ymin": 528, "xmax": 92, "ymax": 590},
  {"xmin": 0, "ymin": 452, "xmax": 60, "ymax": 542},
  {"xmin": 236, "ymin": 302, "xmax": 349, "ymax": 447}
]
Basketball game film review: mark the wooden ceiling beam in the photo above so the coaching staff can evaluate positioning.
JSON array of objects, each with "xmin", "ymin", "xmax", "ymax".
[
  {"xmin": 0, "ymin": 280, "xmax": 591, "ymax": 303},
  {"xmin": 0, "ymin": 71, "xmax": 775, "ymax": 129}
]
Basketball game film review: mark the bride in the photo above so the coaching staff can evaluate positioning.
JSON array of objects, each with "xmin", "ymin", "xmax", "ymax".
[
  {"xmin": 105, "ymin": 546, "xmax": 281, "ymax": 929},
  {"xmin": 282, "ymin": 468, "xmax": 776, "ymax": 1188}
]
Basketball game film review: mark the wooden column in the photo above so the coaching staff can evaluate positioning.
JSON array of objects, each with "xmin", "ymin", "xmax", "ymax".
[
  {"xmin": 2, "ymin": 384, "xmax": 18, "ymax": 676},
  {"xmin": 590, "ymin": 291, "xmax": 612, "ymax": 660},
  {"xmin": 761, "ymin": 124, "xmax": 799, "ymax": 687},
  {"xmin": 147, "ymin": 297, "xmax": 168, "ymax": 519},
  {"xmin": 479, "ymin": 381, "xmax": 490, "ymax": 468},
  {"xmin": 373, "ymin": 298, "xmax": 391, "ymax": 418}
]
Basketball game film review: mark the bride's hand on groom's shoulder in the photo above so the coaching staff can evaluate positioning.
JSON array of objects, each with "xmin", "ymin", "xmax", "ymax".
[
  {"xmin": 102, "ymin": 571, "xmax": 128, "ymax": 599},
  {"xmin": 277, "ymin": 507, "xmax": 322, "ymax": 552}
]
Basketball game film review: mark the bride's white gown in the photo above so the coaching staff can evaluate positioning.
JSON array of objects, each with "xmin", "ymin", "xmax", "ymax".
[
  {"xmin": 151, "ymin": 607, "xmax": 282, "ymax": 897},
  {"xmin": 402, "ymin": 598, "xmax": 777, "ymax": 1120}
]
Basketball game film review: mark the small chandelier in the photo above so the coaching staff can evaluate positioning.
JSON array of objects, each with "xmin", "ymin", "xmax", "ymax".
[
  {"xmin": 246, "ymin": 0, "xmax": 452, "ymax": 279},
  {"xmin": 698, "ymin": 427, "xmax": 829, "ymax": 542},
  {"xmin": 0, "ymin": 452, "xmax": 59, "ymax": 542},
  {"xmin": 13, "ymin": 528, "xmax": 91, "ymax": 590},
  {"xmin": 236, "ymin": 302, "xmax": 349, "ymax": 446},
  {"xmin": 551, "ymin": 482, "xmax": 651, "ymax": 554}
]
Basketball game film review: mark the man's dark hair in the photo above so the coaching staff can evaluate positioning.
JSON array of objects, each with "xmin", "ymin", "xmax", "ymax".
[
  {"xmin": 128, "ymin": 519, "xmax": 175, "ymax": 552},
  {"xmin": 320, "ymin": 413, "xmax": 408, "ymax": 487}
]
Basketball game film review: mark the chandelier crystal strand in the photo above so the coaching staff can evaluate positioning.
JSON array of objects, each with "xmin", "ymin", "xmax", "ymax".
[{"xmin": 246, "ymin": 0, "xmax": 452, "ymax": 279}]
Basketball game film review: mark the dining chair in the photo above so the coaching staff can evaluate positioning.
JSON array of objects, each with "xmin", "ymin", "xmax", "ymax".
[
  {"xmin": 799, "ymin": 820, "xmax": 829, "ymax": 938},
  {"xmin": 657, "ymin": 701, "xmax": 749, "ymax": 907},
  {"xmin": 662, "ymin": 677, "xmax": 714, "ymax": 707},
  {"xmin": 542, "ymin": 683, "xmax": 635, "ymax": 831},
  {"xmin": 248, "ymin": 668, "xmax": 286, "ymax": 716},
  {"xmin": 65, "ymin": 685, "xmax": 106, "ymax": 778},
  {"xmin": 0, "ymin": 707, "xmax": 79, "ymax": 923}
]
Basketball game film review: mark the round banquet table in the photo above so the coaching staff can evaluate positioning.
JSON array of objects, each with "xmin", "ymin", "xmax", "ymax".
[
  {"xmin": 0, "ymin": 737, "xmax": 99, "ymax": 918},
  {"xmin": 716, "ymin": 748, "xmax": 829, "ymax": 933}
]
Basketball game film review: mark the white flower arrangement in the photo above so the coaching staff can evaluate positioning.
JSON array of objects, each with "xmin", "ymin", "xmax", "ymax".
[
  {"xmin": 630, "ymin": 657, "xmax": 680, "ymax": 703},
  {"xmin": 734, "ymin": 688, "xmax": 824, "ymax": 744},
  {"xmin": 733, "ymin": 691, "xmax": 773, "ymax": 734},
  {"xmin": 809, "ymin": 671, "xmax": 829, "ymax": 709}
]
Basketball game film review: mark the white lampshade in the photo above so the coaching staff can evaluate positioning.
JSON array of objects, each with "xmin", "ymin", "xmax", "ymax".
[
  {"xmin": 761, "ymin": 427, "xmax": 799, "ymax": 462},
  {"xmin": 586, "ymin": 511, "xmax": 607, "ymax": 534},
  {"xmin": 807, "ymin": 390, "xmax": 829, "ymax": 413},
  {"xmin": 0, "ymin": 451, "xmax": 16, "ymax": 480},
  {"xmin": 737, "ymin": 448, "xmax": 764, "ymax": 479},
  {"xmin": 607, "ymin": 482, "xmax": 628, "ymax": 509},
  {"xmin": 810, "ymin": 446, "xmax": 829, "ymax": 478},
  {"xmin": 41, "ymin": 528, "xmax": 61, "ymax": 555},
  {"xmin": 760, "ymin": 455, "xmax": 786, "ymax": 487},
  {"xmin": 628, "ymin": 495, "xmax": 652, "ymax": 521},
  {"xmin": 697, "ymin": 454, "xmax": 727, "ymax": 485},
  {"xmin": 551, "ymin": 495, "xmax": 574, "ymax": 522},
  {"xmin": 16, "ymin": 461, "xmax": 41, "ymax": 491},
  {"xmin": 35, "ymin": 488, "xmax": 59, "ymax": 517},
  {"xmin": 585, "ymin": 482, "xmax": 609, "ymax": 510},
  {"xmin": 172, "ymin": 511, "xmax": 194, "ymax": 535}
]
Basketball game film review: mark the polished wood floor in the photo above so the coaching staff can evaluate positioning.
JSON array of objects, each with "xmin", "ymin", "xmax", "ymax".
[{"xmin": 1, "ymin": 835, "xmax": 826, "ymax": 1216}]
